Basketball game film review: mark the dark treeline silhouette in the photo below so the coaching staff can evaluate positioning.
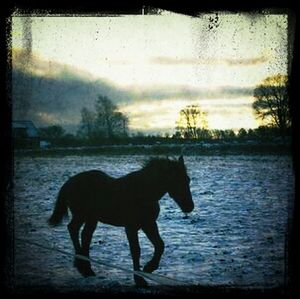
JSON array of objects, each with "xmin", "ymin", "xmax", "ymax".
[
  {"xmin": 252, "ymin": 74, "xmax": 291, "ymax": 136},
  {"xmin": 18, "ymin": 71, "xmax": 292, "ymax": 149},
  {"xmin": 35, "ymin": 125, "xmax": 290, "ymax": 148}
]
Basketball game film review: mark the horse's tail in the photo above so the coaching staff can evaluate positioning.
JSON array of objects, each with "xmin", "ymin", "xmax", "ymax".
[{"xmin": 48, "ymin": 188, "xmax": 69, "ymax": 227}]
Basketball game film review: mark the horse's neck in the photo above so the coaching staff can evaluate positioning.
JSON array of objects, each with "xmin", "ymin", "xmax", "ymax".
[{"xmin": 140, "ymin": 168, "xmax": 168, "ymax": 201}]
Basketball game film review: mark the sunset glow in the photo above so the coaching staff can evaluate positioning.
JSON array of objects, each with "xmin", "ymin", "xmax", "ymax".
[{"xmin": 11, "ymin": 11, "xmax": 288, "ymax": 134}]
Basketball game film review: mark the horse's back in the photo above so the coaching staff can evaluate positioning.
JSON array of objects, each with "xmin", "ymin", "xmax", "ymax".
[
  {"xmin": 63, "ymin": 170, "xmax": 112, "ymax": 192},
  {"xmin": 68, "ymin": 169, "xmax": 111, "ymax": 182}
]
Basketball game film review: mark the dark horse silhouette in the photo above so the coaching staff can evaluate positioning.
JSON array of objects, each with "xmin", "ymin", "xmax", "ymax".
[{"xmin": 48, "ymin": 156, "xmax": 194, "ymax": 287}]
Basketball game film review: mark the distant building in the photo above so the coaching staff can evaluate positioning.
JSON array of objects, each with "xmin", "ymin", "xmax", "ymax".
[
  {"xmin": 39, "ymin": 140, "xmax": 51, "ymax": 149},
  {"xmin": 12, "ymin": 120, "xmax": 40, "ymax": 148}
]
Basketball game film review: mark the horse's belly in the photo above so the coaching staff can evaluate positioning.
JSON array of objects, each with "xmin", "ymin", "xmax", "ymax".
[
  {"xmin": 97, "ymin": 205, "xmax": 143, "ymax": 227},
  {"xmin": 98, "ymin": 216, "xmax": 127, "ymax": 227},
  {"xmin": 98, "ymin": 202, "xmax": 159, "ymax": 228}
]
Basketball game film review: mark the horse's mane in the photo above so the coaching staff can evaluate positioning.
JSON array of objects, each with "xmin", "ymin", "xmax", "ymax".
[{"xmin": 142, "ymin": 157, "xmax": 186, "ymax": 173}]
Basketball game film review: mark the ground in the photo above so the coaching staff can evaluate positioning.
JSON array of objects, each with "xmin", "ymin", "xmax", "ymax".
[{"xmin": 11, "ymin": 154, "xmax": 294, "ymax": 294}]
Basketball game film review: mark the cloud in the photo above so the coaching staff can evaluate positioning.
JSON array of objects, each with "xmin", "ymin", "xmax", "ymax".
[
  {"xmin": 126, "ymin": 85, "xmax": 253, "ymax": 101},
  {"xmin": 151, "ymin": 57, "xmax": 201, "ymax": 65},
  {"xmin": 224, "ymin": 56, "xmax": 269, "ymax": 66},
  {"xmin": 98, "ymin": 54, "xmax": 269, "ymax": 67},
  {"xmin": 150, "ymin": 55, "xmax": 269, "ymax": 66},
  {"xmin": 12, "ymin": 51, "xmax": 257, "ymax": 133},
  {"xmin": 12, "ymin": 51, "xmax": 134, "ymax": 131}
]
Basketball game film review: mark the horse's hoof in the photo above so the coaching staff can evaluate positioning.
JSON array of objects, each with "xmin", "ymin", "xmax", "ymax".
[
  {"xmin": 77, "ymin": 265, "xmax": 96, "ymax": 277},
  {"xmin": 134, "ymin": 275, "xmax": 148, "ymax": 288},
  {"xmin": 81, "ymin": 267, "xmax": 96, "ymax": 277},
  {"xmin": 74, "ymin": 258, "xmax": 96, "ymax": 277},
  {"xmin": 143, "ymin": 261, "xmax": 158, "ymax": 273}
]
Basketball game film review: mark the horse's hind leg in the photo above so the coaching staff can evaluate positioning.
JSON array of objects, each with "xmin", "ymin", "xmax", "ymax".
[
  {"xmin": 78, "ymin": 220, "xmax": 97, "ymax": 277},
  {"xmin": 67, "ymin": 216, "xmax": 88, "ymax": 276},
  {"xmin": 68, "ymin": 216, "xmax": 84, "ymax": 255},
  {"xmin": 142, "ymin": 221, "xmax": 165, "ymax": 273}
]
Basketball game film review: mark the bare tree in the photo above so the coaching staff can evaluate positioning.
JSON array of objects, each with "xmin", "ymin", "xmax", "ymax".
[
  {"xmin": 95, "ymin": 96, "xmax": 129, "ymax": 138},
  {"xmin": 253, "ymin": 74, "xmax": 291, "ymax": 134},
  {"xmin": 175, "ymin": 105, "xmax": 208, "ymax": 139},
  {"xmin": 95, "ymin": 96, "xmax": 115, "ymax": 138},
  {"xmin": 112, "ymin": 112, "xmax": 129, "ymax": 137},
  {"xmin": 78, "ymin": 96, "xmax": 128, "ymax": 139},
  {"xmin": 78, "ymin": 107, "xmax": 97, "ymax": 139}
]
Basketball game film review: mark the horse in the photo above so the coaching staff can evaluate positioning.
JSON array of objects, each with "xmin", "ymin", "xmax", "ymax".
[{"xmin": 48, "ymin": 156, "xmax": 194, "ymax": 287}]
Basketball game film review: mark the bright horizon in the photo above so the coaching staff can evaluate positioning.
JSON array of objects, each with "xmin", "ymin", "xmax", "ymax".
[{"xmin": 11, "ymin": 11, "xmax": 289, "ymax": 134}]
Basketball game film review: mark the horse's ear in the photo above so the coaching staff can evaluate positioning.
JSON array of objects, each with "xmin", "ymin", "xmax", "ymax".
[{"xmin": 178, "ymin": 155, "xmax": 184, "ymax": 165}]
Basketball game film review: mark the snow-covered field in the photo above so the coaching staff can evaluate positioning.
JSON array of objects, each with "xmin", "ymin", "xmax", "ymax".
[{"xmin": 12, "ymin": 154, "xmax": 294, "ymax": 293}]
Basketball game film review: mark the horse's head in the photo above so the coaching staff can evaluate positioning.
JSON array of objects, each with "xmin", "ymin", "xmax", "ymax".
[{"xmin": 167, "ymin": 156, "xmax": 194, "ymax": 214}]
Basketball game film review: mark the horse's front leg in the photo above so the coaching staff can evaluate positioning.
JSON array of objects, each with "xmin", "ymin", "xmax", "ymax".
[
  {"xmin": 142, "ymin": 221, "xmax": 165, "ymax": 273},
  {"xmin": 125, "ymin": 226, "xmax": 148, "ymax": 287}
]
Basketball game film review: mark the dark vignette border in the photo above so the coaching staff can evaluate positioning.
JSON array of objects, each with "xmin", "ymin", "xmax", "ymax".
[{"xmin": 1, "ymin": 1, "xmax": 298, "ymax": 298}]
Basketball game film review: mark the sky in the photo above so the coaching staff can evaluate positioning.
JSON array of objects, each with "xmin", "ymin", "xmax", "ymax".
[{"xmin": 11, "ymin": 10, "xmax": 289, "ymax": 134}]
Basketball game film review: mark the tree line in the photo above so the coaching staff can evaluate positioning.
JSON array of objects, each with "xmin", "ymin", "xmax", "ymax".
[
  {"xmin": 175, "ymin": 74, "xmax": 291, "ymax": 139},
  {"xmin": 37, "ymin": 73, "xmax": 291, "ymax": 146},
  {"xmin": 38, "ymin": 124, "xmax": 288, "ymax": 147}
]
